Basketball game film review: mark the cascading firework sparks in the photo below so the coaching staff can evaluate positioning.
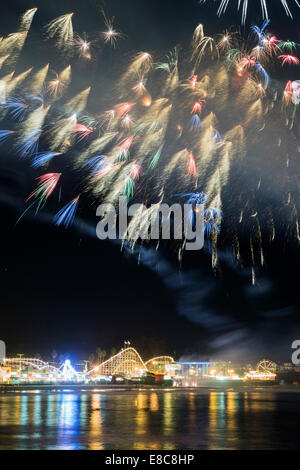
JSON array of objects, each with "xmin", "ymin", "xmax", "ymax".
[
  {"xmin": 200, "ymin": 0, "xmax": 300, "ymax": 24},
  {"xmin": 0, "ymin": 9, "xmax": 299, "ymax": 281}
]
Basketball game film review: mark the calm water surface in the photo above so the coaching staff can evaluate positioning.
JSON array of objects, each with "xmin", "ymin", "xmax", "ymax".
[{"xmin": 0, "ymin": 389, "xmax": 300, "ymax": 450}]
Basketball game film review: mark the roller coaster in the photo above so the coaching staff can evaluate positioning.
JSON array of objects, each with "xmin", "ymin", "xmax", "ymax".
[
  {"xmin": 1, "ymin": 348, "xmax": 175, "ymax": 382},
  {"xmin": 2, "ymin": 357, "xmax": 79, "ymax": 381}
]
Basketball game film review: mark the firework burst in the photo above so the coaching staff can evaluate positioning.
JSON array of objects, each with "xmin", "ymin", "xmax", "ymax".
[{"xmin": 0, "ymin": 9, "xmax": 299, "ymax": 282}]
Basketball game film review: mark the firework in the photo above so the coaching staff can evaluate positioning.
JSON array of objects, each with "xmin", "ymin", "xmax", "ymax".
[
  {"xmin": 16, "ymin": 103, "xmax": 50, "ymax": 157},
  {"xmin": 19, "ymin": 8, "xmax": 38, "ymax": 32},
  {"xmin": 65, "ymin": 87, "xmax": 91, "ymax": 113},
  {"xmin": 74, "ymin": 123, "xmax": 95, "ymax": 141},
  {"xmin": 292, "ymin": 80, "xmax": 300, "ymax": 104},
  {"xmin": 252, "ymin": 20, "xmax": 270, "ymax": 46},
  {"xmin": 187, "ymin": 152, "xmax": 197, "ymax": 178},
  {"xmin": 0, "ymin": 9, "xmax": 299, "ymax": 282},
  {"xmin": 31, "ymin": 152, "xmax": 61, "ymax": 168},
  {"xmin": 132, "ymin": 78, "xmax": 147, "ymax": 96},
  {"xmin": 278, "ymin": 54, "xmax": 300, "ymax": 66},
  {"xmin": 47, "ymin": 66, "xmax": 71, "ymax": 98},
  {"xmin": 54, "ymin": 197, "xmax": 79, "ymax": 228},
  {"xmin": 200, "ymin": 0, "xmax": 300, "ymax": 24},
  {"xmin": 277, "ymin": 40, "xmax": 299, "ymax": 53},
  {"xmin": 120, "ymin": 52, "xmax": 153, "ymax": 93},
  {"xmin": 0, "ymin": 31, "xmax": 27, "ymax": 68},
  {"xmin": 192, "ymin": 30, "xmax": 218, "ymax": 67},
  {"xmin": 0, "ymin": 129, "xmax": 15, "ymax": 143},
  {"xmin": 85, "ymin": 156, "xmax": 106, "ymax": 174},
  {"xmin": 44, "ymin": 13, "xmax": 74, "ymax": 49},
  {"xmin": 192, "ymin": 100, "xmax": 206, "ymax": 114},
  {"xmin": 16, "ymin": 129, "xmax": 42, "ymax": 158},
  {"xmin": 73, "ymin": 34, "xmax": 92, "ymax": 60},
  {"xmin": 102, "ymin": 11, "xmax": 123, "ymax": 48},
  {"xmin": 27, "ymin": 173, "xmax": 61, "ymax": 210}
]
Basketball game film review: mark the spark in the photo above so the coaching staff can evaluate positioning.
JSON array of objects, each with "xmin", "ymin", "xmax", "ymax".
[
  {"xmin": 217, "ymin": 32, "xmax": 234, "ymax": 50},
  {"xmin": 187, "ymin": 152, "xmax": 197, "ymax": 178},
  {"xmin": 65, "ymin": 87, "xmax": 91, "ymax": 113},
  {"xmin": 27, "ymin": 173, "xmax": 61, "ymax": 208},
  {"xmin": 237, "ymin": 56, "xmax": 256, "ymax": 73},
  {"xmin": 132, "ymin": 78, "xmax": 147, "ymax": 95},
  {"xmin": 16, "ymin": 129, "xmax": 41, "ymax": 157},
  {"xmin": 31, "ymin": 152, "xmax": 61, "ymax": 168},
  {"xmin": 130, "ymin": 163, "xmax": 142, "ymax": 180},
  {"xmin": 115, "ymin": 102, "xmax": 135, "ymax": 117},
  {"xmin": 85, "ymin": 156, "xmax": 106, "ymax": 174},
  {"xmin": 3, "ymin": 97, "xmax": 31, "ymax": 121},
  {"xmin": 47, "ymin": 77, "xmax": 63, "ymax": 97},
  {"xmin": 121, "ymin": 114, "xmax": 134, "ymax": 129},
  {"xmin": 149, "ymin": 145, "xmax": 163, "ymax": 170},
  {"xmin": 278, "ymin": 54, "xmax": 300, "ymax": 66},
  {"xmin": 73, "ymin": 123, "xmax": 95, "ymax": 141},
  {"xmin": 102, "ymin": 11, "xmax": 123, "ymax": 48},
  {"xmin": 282, "ymin": 80, "xmax": 293, "ymax": 105},
  {"xmin": 262, "ymin": 35, "xmax": 280, "ymax": 55},
  {"xmin": 255, "ymin": 63, "xmax": 270, "ymax": 87},
  {"xmin": 19, "ymin": 8, "xmax": 38, "ymax": 32},
  {"xmin": 141, "ymin": 95, "xmax": 152, "ymax": 107},
  {"xmin": 192, "ymin": 28, "xmax": 218, "ymax": 66},
  {"xmin": 200, "ymin": 0, "xmax": 300, "ymax": 24},
  {"xmin": 29, "ymin": 64, "xmax": 49, "ymax": 95},
  {"xmin": 115, "ymin": 136, "xmax": 134, "ymax": 161},
  {"xmin": 47, "ymin": 66, "xmax": 71, "ymax": 98},
  {"xmin": 0, "ymin": 9, "xmax": 299, "ymax": 278},
  {"xmin": 189, "ymin": 114, "xmax": 202, "ymax": 130},
  {"xmin": 277, "ymin": 40, "xmax": 299, "ymax": 52},
  {"xmin": 73, "ymin": 34, "xmax": 92, "ymax": 60},
  {"xmin": 211, "ymin": 129, "xmax": 222, "ymax": 144},
  {"xmin": 0, "ymin": 129, "xmax": 15, "ymax": 143},
  {"xmin": 44, "ymin": 13, "xmax": 74, "ymax": 49},
  {"xmin": 54, "ymin": 197, "xmax": 79, "ymax": 228},
  {"xmin": 252, "ymin": 20, "xmax": 270, "ymax": 46},
  {"xmin": 190, "ymin": 75, "xmax": 198, "ymax": 90},
  {"xmin": 191, "ymin": 100, "xmax": 206, "ymax": 114}
]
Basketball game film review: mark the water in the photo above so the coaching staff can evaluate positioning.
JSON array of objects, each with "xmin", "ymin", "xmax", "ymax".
[{"xmin": 0, "ymin": 389, "xmax": 300, "ymax": 450}]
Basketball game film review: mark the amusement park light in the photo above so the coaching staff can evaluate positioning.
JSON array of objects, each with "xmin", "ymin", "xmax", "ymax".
[{"xmin": 61, "ymin": 360, "xmax": 79, "ymax": 382}]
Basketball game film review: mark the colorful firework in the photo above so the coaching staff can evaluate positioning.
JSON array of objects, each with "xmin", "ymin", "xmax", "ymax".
[
  {"xmin": 54, "ymin": 197, "xmax": 79, "ymax": 228},
  {"xmin": 278, "ymin": 54, "xmax": 300, "ymax": 66},
  {"xmin": 27, "ymin": 173, "xmax": 61, "ymax": 209},
  {"xmin": 0, "ymin": 8, "xmax": 299, "ymax": 282}
]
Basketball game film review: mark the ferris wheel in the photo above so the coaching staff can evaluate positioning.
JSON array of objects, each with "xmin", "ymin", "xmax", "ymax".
[{"xmin": 256, "ymin": 359, "xmax": 277, "ymax": 374}]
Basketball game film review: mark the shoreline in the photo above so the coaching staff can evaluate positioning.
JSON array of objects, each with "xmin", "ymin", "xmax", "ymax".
[{"xmin": 1, "ymin": 383, "xmax": 300, "ymax": 393}]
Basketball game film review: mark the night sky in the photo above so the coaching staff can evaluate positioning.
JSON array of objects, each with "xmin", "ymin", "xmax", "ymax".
[{"xmin": 1, "ymin": 0, "xmax": 300, "ymax": 363}]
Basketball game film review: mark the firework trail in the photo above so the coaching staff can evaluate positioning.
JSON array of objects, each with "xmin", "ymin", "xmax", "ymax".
[
  {"xmin": 200, "ymin": 1, "xmax": 300, "ymax": 24},
  {"xmin": 44, "ymin": 13, "xmax": 74, "ymax": 50},
  {"xmin": 0, "ymin": 9, "xmax": 299, "ymax": 283},
  {"xmin": 27, "ymin": 173, "xmax": 61, "ymax": 211},
  {"xmin": 19, "ymin": 8, "xmax": 38, "ymax": 32},
  {"xmin": 54, "ymin": 197, "xmax": 79, "ymax": 228}
]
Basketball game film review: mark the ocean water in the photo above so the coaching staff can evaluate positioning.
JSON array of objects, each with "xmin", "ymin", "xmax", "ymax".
[{"xmin": 0, "ymin": 389, "xmax": 299, "ymax": 450}]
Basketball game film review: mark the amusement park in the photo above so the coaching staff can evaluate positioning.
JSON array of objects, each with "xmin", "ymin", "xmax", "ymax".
[{"xmin": 0, "ymin": 344, "xmax": 283, "ymax": 387}]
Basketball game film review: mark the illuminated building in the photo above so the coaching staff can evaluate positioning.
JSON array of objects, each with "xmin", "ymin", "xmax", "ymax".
[{"xmin": 177, "ymin": 362, "xmax": 214, "ymax": 378}]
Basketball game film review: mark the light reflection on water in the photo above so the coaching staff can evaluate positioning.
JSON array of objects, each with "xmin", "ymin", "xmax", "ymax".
[{"xmin": 0, "ymin": 390, "xmax": 299, "ymax": 450}]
